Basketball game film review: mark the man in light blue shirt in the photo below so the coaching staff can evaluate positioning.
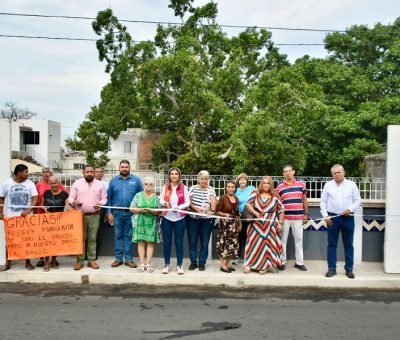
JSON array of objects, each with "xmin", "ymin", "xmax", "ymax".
[
  {"xmin": 106, "ymin": 160, "xmax": 143, "ymax": 268},
  {"xmin": 320, "ymin": 164, "xmax": 361, "ymax": 279}
]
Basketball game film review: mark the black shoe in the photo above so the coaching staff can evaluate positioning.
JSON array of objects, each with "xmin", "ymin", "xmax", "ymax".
[
  {"xmin": 294, "ymin": 263, "xmax": 307, "ymax": 271},
  {"xmin": 220, "ymin": 267, "xmax": 231, "ymax": 273},
  {"xmin": 198, "ymin": 265, "xmax": 205, "ymax": 271},
  {"xmin": 326, "ymin": 270, "xmax": 337, "ymax": 277},
  {"xmin": 346, "ymin": 270, "xmax": 355, "ymax": 279},
  {"xmin": 36, "ymin": 259, "xmax": 45, "ymax": 267},
  {"xmin": 277, "ymin": 264, "xmax": 286, "ymax": 271},
  {"xmin": 189, "ymin": 263, "xmax": 198, "ymax": 270}
]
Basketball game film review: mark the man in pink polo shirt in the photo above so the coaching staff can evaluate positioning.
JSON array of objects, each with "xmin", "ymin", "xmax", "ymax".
[
  {"xmin": 68, "ymin": 165, "xmax": 107, "ymax": 270},
  {"xmin": 276, "ymin": 165, "xmax": 309, "ymax": 271}
]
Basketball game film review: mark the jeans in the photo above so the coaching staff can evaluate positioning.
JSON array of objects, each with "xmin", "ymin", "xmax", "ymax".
[
  {"xmin": 114, "ymin": 213, "xmax": 133, "ymax": 262},
  {"xmin": 187, "ymin": 217, "xmax": 214, "ymax": 266},
  {"xmin": 77, "ymin": 214, "xmax": 100, "ymax": 262},
  {"xmin": 327, "ymin": 213, "xmax": 354, "ymax": 271},
  {"xmin": 161, "ymin": 217, "xmax": 186, "ymax": 266}
]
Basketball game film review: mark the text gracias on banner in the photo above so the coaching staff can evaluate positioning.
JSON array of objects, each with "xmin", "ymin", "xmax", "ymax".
[{"xmin": 4, "ymin": 210, "xmax": 83, "ymax": 260}]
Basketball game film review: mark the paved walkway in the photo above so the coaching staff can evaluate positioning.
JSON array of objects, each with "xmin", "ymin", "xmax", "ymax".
[{"xmin": 1, "ymin": 257, "xmax": 400, "ymax": 289}]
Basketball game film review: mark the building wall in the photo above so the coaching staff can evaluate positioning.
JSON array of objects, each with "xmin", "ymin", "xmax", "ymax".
[
  {"xmin": 365, "ymin": 153, "xmax": 386, "ymax": 177},
  {"xmin": 0, "ymin": 120, "xmax": 11, "ymax": 184},
  {"xmin": 47, "ymin": 120, "xmax": 61, "ymax": 167},
  {"xmin": 138, "ymin": 130, "xmax": 163, "ymax": 166},
  {"xmin": 10, "ymin": 118, "xmax": 61, "ymax": 168},
  {"xmin": 0, "ymin": 120, "xmax": 11, "ymax": 265}
]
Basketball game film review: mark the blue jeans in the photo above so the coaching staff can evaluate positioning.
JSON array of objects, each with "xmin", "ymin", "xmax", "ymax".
[
  {"xmin": 114, "ymin": 213, "xmax": 133, "ymax": 262},
  {"xmin": 187, "ymin": 217, "xmax": 214, "ymax": 265},
  {"xmin": 327, "ymin": 213, "xmax": 354, "ymax": 271},
  {"xmin": 161, "ymin": 217, "xmax": 186, "ymax": 266}
]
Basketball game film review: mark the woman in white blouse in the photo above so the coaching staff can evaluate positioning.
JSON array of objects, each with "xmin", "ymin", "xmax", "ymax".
[{"xmin": 159, "ymin": 167, "xmax": 190, "ymax": 274}]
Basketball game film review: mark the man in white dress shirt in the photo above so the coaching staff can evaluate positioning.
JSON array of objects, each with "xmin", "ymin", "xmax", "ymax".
[{"xmin": 320, "ymin": 164, "xmax": 361, "ymax": 279}]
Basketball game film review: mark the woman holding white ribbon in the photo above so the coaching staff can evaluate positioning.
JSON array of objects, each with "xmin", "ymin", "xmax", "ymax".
[
  {"xmin": 130, "ymin": 177, "xmax": 160, "ymax": 273},
  {"xmin": 187, "ymin": 170, "xmax": 217, "ymax": 271},
  {"xmin": 159, "ymin": 167, "xmax": 190, "ymax": 275},
  {"xmin": 215, "ymin": 181, "xmax": 242, "ymax": 273}
]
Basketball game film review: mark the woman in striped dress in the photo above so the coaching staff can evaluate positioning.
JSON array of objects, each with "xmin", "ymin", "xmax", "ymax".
[{"xmin": 244, "ymin": 176, "xmax": 284, "ymax": 275}]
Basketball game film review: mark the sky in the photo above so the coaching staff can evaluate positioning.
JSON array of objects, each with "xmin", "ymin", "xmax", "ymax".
[{"xmin": 0, "ymin": 0, "xmax": 399, "ymax": 146}]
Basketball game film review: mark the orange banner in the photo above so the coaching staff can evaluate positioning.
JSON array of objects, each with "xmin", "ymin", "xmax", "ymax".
[{"xmin": 4, "ymin": 210, "xmax": 83, "ymax": 260}]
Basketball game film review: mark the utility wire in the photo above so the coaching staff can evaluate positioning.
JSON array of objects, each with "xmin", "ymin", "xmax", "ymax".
[
  {"xmin": 0, "ymin": 11, "xmax": 348, "ymax": 33},
  {"xmin": 0, "ymin": 34, "xmax": 96, "ymax": 41},
  {"xmin": 0, "ymin": 33, "xmax": 325, "ymax": 45}
]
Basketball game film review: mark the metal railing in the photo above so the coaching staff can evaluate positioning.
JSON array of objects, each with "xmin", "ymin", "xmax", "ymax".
[{"xmin": 28, "ymin": 174, "xmax": 386, "ymax": 201}]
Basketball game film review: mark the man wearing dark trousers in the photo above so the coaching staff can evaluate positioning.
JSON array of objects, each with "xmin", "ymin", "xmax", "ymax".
[
  {"xmin": 320, "ymin": 164, "xmax": 361, "ymax": 279},
  {"xmin": 94, "ymin": 167, "xmax": 109, "ymax": 258}
]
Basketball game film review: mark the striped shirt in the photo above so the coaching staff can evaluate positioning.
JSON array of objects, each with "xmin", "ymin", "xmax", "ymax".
[
  {"xmin": 276, "ymin": 179, "xmax": 307, "ymax": 220},
  {"xmin": 188, "ymin": 185, "xmax": 216, "ymax": 219}
]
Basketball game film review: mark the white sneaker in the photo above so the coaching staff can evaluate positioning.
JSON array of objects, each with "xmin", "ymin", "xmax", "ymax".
[
  {"xmin": 232, "ymin": 258, "xmax": 239, "ymax": 265},
  {"xmin": 176, "ymin": 265, "xmax": 184, "ymax": 275},
  {"xmin": 161, "ymin": 265, "xmax": 170, "ymax": 274}
]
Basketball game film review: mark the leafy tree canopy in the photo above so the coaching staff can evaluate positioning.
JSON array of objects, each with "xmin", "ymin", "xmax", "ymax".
[{"xmin": 70, "ymin": 0, "xmax": 400, "ymax": 175}]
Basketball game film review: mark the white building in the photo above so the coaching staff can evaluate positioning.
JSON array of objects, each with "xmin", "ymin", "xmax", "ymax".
[
  {"xmin": 61, "ymin": 128, "xmax": 162, "ymax": 173},
  {"xmin": 1, "ymin": 118, "xmax": 62, "ymax": 174}
]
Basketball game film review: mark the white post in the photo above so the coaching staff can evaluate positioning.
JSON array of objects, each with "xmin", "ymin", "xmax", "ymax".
[
  {"xmin": 384, "ymin": 125, "xmax": 400, "ymax": 273},
  {"xmin": 0, "ymin": 120, "xmax": 12, "ymax": 265},
  {"xmin": 354, "ymin": 206, "xmax": 363, "ymax": 264}
]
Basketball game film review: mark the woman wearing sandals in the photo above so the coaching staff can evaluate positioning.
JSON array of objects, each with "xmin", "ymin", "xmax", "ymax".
[
  {"xmin": 215, "ymin": 181, "xmax": 242, "ymax": 273},
  {"xmin": 159, "ymin": 167, "xmax": 190, "ymax": 275},
  {"xmin": 41, "ymin": 176, "xmax": 70, "ymax": 271},
  {"xmin": 243, "ymin": 176, "xmax": 284, "ymax": 275},
  {"xmin": 130, "ymin": 177, "xmax": 160, "ymax": 273}
]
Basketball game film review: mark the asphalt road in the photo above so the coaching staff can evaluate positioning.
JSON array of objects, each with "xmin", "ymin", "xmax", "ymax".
[{"xmin": 0, "ymin": 283, "xmax": 399, "ymax": 339}]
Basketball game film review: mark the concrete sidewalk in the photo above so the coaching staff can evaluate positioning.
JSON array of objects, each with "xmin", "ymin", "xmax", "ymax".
[{"xmin": 1, "ymin": 257, "xmax": 399, "ymax": 289}]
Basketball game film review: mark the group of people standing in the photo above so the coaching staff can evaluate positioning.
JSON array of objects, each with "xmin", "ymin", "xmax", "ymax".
[{"xmin": 0, "ymin": 162, "xmax": 361, "ymax": 279}]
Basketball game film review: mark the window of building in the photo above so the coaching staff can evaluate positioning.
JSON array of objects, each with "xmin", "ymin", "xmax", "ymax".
[
  {"xmin": 124, "ymin": 141, "xmax": 133, "ymax": 153},
  {"xmin": 23, "ymin": 131, "xmax": 40, "ymax": 144},
  {"xmin": 73, "ymin": 163, "xmax": 85, "ymax": 170}
]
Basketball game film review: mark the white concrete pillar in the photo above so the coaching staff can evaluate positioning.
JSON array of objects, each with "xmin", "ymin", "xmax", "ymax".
[
  {"xmin": 0, "ymin": 119, "xmax": 12, "ymax": 265},
  {"xmin": 384, "ymin": 125, "xmax": 400, "ymax": 273},
  {"xmin": 354, "ymin": 206, "xmax": 363, "ymax": 264}
]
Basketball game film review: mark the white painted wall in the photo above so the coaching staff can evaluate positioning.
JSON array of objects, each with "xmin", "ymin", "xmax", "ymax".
[
  {"xmin": 9, "ymin": 119, "xmax": 61, "ymax": 167},
  {"xmin": 384, "ymin": 125, "xmax": 400, "ymax": 273},
  {"xmin": 0, "ymin": 120, "xmax": 11, "ymax": 265},
  {"xmin": 108, "ymin": 130, "xmax": 139, "ymax": 159},
  {"xmin": 47, "ymin": 120, "xmax": 62, "ymax": 166}
]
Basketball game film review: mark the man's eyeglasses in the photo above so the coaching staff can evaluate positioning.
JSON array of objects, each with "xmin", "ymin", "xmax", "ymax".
[{"xmin": 144, "ymin": 183, "xmax": 153, "ymax": 186}]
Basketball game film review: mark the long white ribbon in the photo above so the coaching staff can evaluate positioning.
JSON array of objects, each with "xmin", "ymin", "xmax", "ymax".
[{"xmin": 0, "ymin": 204, "xmax": 392, "ymax": 223}]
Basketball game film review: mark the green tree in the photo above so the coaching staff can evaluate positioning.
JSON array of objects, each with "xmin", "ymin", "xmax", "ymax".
[
  {"xmin": 72, "ymin": 1, "xmax": 287, "ymax": 172},
  {"xmin": 293, "ymin": 19, "xmax": 400, "ymax": 175},
  {"xmin": 72, "ymin": 0, "xmax": 400, "ymax": 176}
]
